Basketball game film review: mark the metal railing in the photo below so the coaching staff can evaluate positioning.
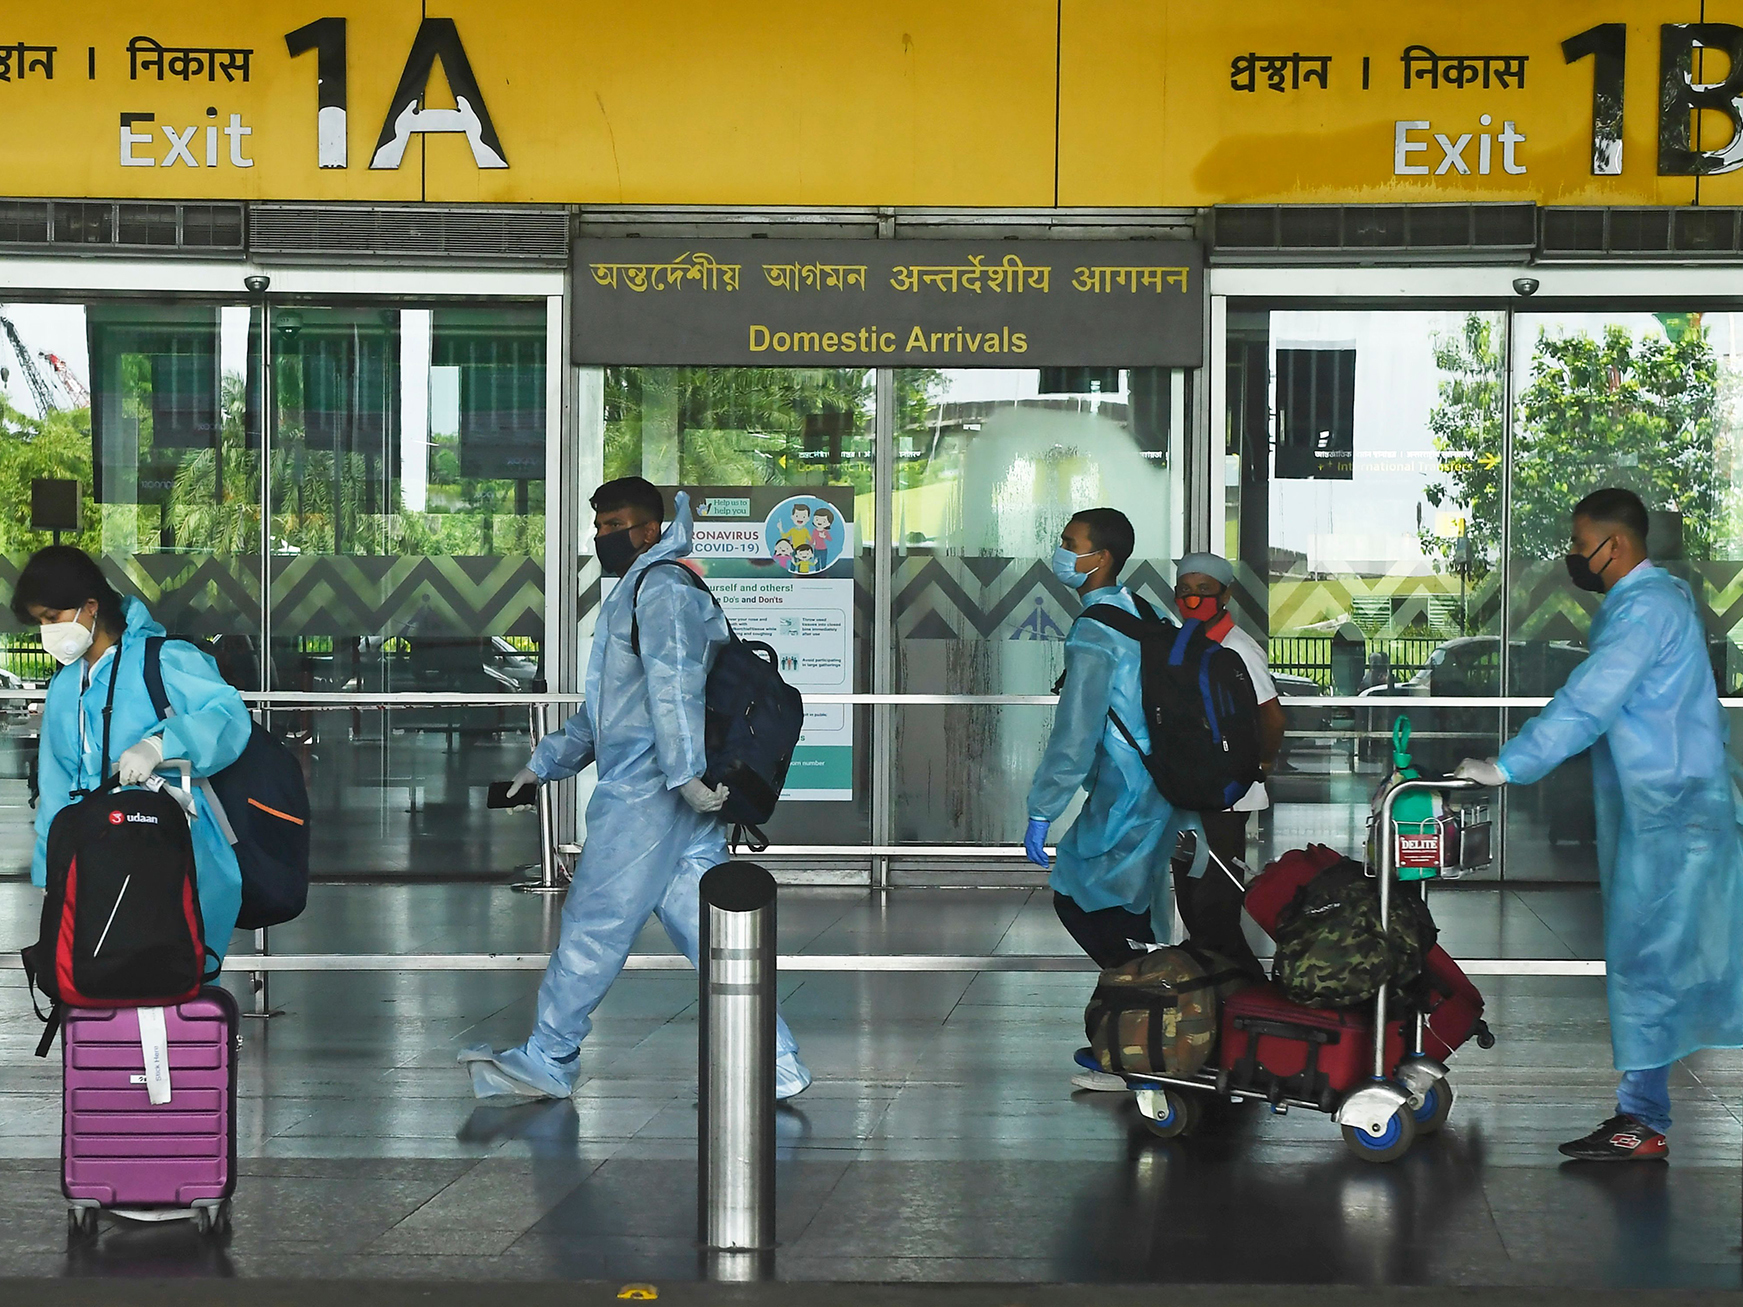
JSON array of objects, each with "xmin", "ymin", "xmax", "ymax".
[{"xmin": 0, "ymin": 687, "xmax": 1619, "ymax": 982}]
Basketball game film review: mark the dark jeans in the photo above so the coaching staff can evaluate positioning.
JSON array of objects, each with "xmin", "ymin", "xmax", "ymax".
[
  {"xmin": 1053, "ymin": 892, "xmax": 1156, "ymax": 969},
  {"xmin": 1056, "ymin": 811, "xmax": 1265, "ymax": 978},
  {"xmin": 1172, "ymin": 809, "xmax": 1266, "ymax": 980}
]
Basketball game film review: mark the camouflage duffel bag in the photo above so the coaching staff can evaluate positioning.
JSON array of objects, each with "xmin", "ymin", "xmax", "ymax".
[
  {"xmin": 1085, "ymin": 946, "xmax": 1253, "ymax": 1078},
  {"xmin": 1270, "ymin": 859, "xmax": 1437, "ymax": 1009}
]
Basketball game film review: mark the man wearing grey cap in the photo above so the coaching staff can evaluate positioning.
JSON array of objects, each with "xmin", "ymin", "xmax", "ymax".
[{"xmin": 1171, "ymin": 551, "xmax": 1286, "ymax": 977}]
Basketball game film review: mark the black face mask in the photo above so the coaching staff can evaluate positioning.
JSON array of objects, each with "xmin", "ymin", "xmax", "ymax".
[
  {"xmin": 1565, "ymin": 536, "xmax": 1613, "ymax": 593},
  {"xmin": 595, "ymin": 527, "xmax": 640, "ymax": 577}
]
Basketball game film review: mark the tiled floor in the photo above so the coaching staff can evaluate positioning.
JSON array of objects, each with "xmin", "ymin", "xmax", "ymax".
[{"xmin": 1, "ymin": 881, "xmax": 1739, "ymax": 1287}]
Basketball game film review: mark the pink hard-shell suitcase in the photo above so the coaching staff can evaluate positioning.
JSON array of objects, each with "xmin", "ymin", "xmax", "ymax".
[{"xmin": 61, "ymin": 986, "xmax": 238, "ymax": 1237}]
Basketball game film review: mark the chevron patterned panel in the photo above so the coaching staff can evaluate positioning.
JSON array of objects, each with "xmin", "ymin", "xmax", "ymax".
[
  {"xmin": 0, "ymin": 554, "xmax": 544, "ymax": 640},
  {"xmin": 0, "ymin": 553, "xmax": 262, "ymax": 638},
  {"xmin": 272, "ymin": 555, "xmax": 546, "ymax": 637},
  {"xmin": 890, "ymin": 556, "xmax": 1175, "ymax": 641}
]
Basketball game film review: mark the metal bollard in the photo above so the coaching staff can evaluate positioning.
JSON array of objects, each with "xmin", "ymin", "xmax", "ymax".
[{"xmin": 698, "ymin": 861, "xmax": 777, "ymax": 1253}]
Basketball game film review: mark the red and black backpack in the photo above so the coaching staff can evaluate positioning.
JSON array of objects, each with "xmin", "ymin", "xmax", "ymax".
[{"xmin": 20, "ymin": 638, "xmax": 211, "ymax": 1056}]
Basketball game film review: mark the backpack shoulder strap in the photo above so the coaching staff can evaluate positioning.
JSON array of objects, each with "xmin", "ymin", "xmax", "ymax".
[
  {"xmin": 143, "ymin": 635, "xmax": 171, "ymax": 720},
  {"xmin": 629, "ymin": 559, "xmax": 716, "ymax": 657},
  {"xmin": 1077, "ymin": 602, "xmax": 1154, "ymax": 643}
]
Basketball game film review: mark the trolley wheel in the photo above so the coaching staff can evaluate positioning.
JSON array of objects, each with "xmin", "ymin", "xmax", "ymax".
[
  {"xmin": 192, "ymin": 1207, "xmax": 212, "ymax": 1235},
  {"xmin": 1142, "ymin": 1088, "xmax": 1199, "ymax": 1140},
  {"xmin": 211, "ymin": 1200, "xmax": 233, "ymax": 1238},
  {"xmin": 1409, "ymin": 1076, "xmax": 1454, "ymax": 1135},
  {"xmin": 67, "ymin": 1207, "xmax": 98, "ymax": 1239},
  {"xmin": 1341, "ymin": 1105, "xmax": 1417, "ymax": 1163}
]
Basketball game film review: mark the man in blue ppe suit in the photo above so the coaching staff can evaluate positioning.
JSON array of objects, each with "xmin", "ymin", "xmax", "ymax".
[
  {"xmin": 1457, "ymin": 488, "xmax": 1743, "ymax": 1162},
  {"xmin": 462, "ymin": 478, "xmax": 811, "ymax": 1101},
  {"xmin": 17, "ymin": 546, "xmax": 253, "ymax": 963},
  {"xmin": 1022, "ymin": 509, "xmax": 1195, "ymax": 1091}
]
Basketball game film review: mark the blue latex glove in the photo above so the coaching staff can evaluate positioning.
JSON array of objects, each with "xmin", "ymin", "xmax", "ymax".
[{"xmin": 1024, "ymin": 817, "xmax": 1051, "ymax": 869}]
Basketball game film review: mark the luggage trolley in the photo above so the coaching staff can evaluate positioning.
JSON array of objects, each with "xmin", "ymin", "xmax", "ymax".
[{"xmin": 1120, "ymin": 776, "xmax": 1495, "ymax": 1162}]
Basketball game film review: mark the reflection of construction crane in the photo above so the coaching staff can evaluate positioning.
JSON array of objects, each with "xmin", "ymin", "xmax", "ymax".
[
  {"xmin": 39, "ymin": 352, "xmax": 88, "ymax": 406},
  {"xmin": 0, "ymin": 309, "xmax": 58, "ymax": 416}
]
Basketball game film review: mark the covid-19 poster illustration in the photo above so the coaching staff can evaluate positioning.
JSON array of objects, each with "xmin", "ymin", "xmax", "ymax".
[{"xmin": 666, "ymin": 485, "xmax": 855, "ymax": 802}]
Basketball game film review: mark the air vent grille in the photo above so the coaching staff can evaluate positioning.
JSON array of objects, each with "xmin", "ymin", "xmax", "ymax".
[
  {"xmin": 249, "ymin": 205, "xmax": 568, "ymax": 263},
  {"xmin": 1214, "ymin": 204, "xmax": 1536, "ymax": 259},
  {"xmin": 0, "ymin": 200, "xmax": 244, "ymax": 254}
]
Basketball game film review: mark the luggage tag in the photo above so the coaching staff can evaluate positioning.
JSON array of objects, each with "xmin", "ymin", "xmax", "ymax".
[{"xmin": 137, "ymin": 1006, "xmax": 172, "ymax": 1105}]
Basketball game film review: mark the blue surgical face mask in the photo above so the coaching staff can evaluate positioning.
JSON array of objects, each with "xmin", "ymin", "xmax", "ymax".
[{"xmin": 1052, "ymin": 545, "xmax": 1097, "ymax": 590}]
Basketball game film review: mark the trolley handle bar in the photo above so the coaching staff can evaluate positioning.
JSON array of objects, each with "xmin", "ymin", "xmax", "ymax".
[{"xmin": 1370, "ymin": 774, "xmax": 1490, "ymax": 1081}]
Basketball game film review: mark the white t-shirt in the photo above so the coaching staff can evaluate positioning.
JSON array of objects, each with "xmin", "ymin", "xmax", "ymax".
[{"xmin": 1217, "ymin": 624, "xmax": 1278, "ymax": 812}]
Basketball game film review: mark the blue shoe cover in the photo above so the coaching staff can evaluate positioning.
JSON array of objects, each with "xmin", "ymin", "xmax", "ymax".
[
  {"xmin": 459, "ymin": 1043, "xmax": 575, "ymax": 1100},
  {"xmin": 775, "ymin": 1052, "xmax": 813, "ymax": 1101}
]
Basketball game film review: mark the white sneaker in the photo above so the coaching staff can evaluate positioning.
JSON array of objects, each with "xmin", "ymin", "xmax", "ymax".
[{"xmin": 1071, "ymin": 1068, "xmax": 1130, "ymax": 1092}]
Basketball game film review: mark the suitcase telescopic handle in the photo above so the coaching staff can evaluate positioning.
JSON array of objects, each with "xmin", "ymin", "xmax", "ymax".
[{"xmin": 143, "ymin": 760, "xmax": 197, "ymax": 818}]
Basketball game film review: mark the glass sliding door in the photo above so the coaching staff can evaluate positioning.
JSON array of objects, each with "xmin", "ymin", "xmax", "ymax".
[
  {"xmin": 599, "ymin": 366, "xmax": 875, "ymax": 847},
  {"xmin": 1225, "ymin": 310, "xmax": 1506, "ymax": 872},
  {"xmin": 268, "ymin": 302, "xmax": 548, "ymax": 877},
  {"xmin": 890, "ymin": 367, "xmax": 1188, "ymax": 847},
  {"xmin": 1505, "ymin": 310, "xmax": 1743, "ymax": 882},
  {"xmin": 0, "ymin": 299, "xmax": 263, "ymax": 877}
]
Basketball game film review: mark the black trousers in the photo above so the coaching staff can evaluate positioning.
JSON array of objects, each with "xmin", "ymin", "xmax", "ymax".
[
  {"xmin": 1172, "ymin": 809, "xmax": 1265, "ymax": 980},
  {"xmin": 1055, "ymin": 811, "xmax": 1265, "ymax": 977},
  {"xmin": 1053, "ymin": 892, "xmax": 1156, "ymax": 969}
]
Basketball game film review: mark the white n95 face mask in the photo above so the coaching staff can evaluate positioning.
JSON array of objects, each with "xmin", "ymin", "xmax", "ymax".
[{"xmin": 41, "ymin": 616, "xmax": 94, "ymax": 666}]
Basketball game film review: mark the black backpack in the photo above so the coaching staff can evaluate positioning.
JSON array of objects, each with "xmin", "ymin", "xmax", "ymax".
[
  {"xmin": 631, "ymin": 560, "xmax": 805, "ymax": 851},
  {"xmin": 1076, "ymin": 597, "xmax": 1263, "ymax": 812},
  {"xmin": 21, "ymin": 638, "xmax": 215, "ymax": 1056},
  {"xmin": 23, "ymin": 778, "xmax": 208, "ymax": 1021},
  {"xmin": 144, "ymin": 637, "xmax": 311, "ymax": 931}
]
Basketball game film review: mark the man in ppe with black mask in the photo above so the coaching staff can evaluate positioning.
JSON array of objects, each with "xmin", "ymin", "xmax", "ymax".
[
  {"xmin": 1456, "ymin": 487, "xmax": 1743, "ymax": 1161},
  {"xmin": 463, "ymin": 477, "xmax": 811, "ymax": 1101}
]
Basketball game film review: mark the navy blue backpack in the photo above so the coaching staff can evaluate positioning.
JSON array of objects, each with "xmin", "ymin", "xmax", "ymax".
[
  {"xmin": 1077, "ymin": 597, "xmax": 1264, "ymax": 813},
  {"xmin": 630, "ymin": 561, "xmax": 805, "ymax": 851},
  {"xmin": 143, "ymin": 637, "xmax": 311, "ymax": 930}
]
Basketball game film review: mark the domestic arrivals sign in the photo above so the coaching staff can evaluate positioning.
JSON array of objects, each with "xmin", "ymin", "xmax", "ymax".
[{"xmin": 571, "ymin": 239, "xmax": 1205, "ymax": 368}]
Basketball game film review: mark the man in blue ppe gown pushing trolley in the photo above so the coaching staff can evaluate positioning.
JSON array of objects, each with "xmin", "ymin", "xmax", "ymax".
[
  {"xmin": 1456, "ymin": 487, "xmax": 1743, "ymax": 1161},
  {"xmin": 462, "ymin": 477, "xmax": 811, "ymax": 1101}
]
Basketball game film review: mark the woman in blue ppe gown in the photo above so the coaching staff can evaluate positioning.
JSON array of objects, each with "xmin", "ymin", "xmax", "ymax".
[
  {"xmin": 1476, "ymin": 492, "xmax": 1743, "ymax": 1159},
  {"xmin": 19, "ymin": 548, "xmax": 253, "ymax": 963},
  {"xmin": 462, "ymin": 486, "xmax": 810, "ymax": 1101}
]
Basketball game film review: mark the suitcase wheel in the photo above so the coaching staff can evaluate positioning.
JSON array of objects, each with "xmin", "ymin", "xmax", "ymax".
[
  {"xmin": 66, "ymin": 1207, "xmax": 99, "ymax": 1239},
  {"xmin": 1408, "ymin": 1075, "xmax": 1454, "ymax": 1135},
  {"xmin": 192, "ymin": 1201, "xmax": 231, "ymax": 1237},
  {"xmin": 1138, "ymin": 1087, "xmax": 1200, "ymax": 1140},
  {"xmin": 1341, "ymin": 1105, "xmax": 1417, "ymax": 1162}
]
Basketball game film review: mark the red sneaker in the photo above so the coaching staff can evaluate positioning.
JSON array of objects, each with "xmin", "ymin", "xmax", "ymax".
[{"xmin": 1558, "ymin": 1114, "xmax": 1669, "ymax": 1162}]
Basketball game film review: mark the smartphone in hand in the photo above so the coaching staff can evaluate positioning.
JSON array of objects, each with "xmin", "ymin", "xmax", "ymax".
[{"xmin": 487, "ymin": 780, "xmax": 536, "ymax": 810}]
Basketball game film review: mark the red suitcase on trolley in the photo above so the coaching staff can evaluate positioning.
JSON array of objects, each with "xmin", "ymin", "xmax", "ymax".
[
  {"xmin": 1217, "ymin": 983, "xmax": 1406, "ymax": 1111},
  {"xmin": 61, "ymin": 987, "xmax": 239, "ymax": 1236}
]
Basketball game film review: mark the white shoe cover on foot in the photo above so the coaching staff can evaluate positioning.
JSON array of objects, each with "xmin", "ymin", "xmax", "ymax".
[
  {"xmin": 459, "ymin": 1043, "xmax": 574, "ymax": 1100},
  {"xmin": 775, "ymin": 1052, "xmax": 813, "ymax": 1101}
]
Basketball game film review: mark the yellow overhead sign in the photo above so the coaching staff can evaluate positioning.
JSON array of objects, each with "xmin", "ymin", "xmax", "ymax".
[
  {"xmin": 1061, "ymin": 2, "xmax": 1713, "ymax": 207},
  {"xmin": 6, "ymin": 3, "xmax": 1743, "ymax": 207}
]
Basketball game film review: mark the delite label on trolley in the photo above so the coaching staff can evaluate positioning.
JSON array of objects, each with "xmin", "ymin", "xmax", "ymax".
[{"xmin": 1397, "ymin": 832, "xmax": 1441, "ymax": 868}]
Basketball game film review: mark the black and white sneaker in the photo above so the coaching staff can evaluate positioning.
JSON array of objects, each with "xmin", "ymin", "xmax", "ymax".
[{"xmin": 1558, "ymin": 1114, "xmax": 1669, "ymax": 1162}]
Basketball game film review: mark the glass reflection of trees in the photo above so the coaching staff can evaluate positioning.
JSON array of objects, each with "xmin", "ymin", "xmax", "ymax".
[
  {"xmin": 0, "ymin": 311, "xmax": 549, "ymax": 562},
  {"xmin": 603, "ymin": 366, "xmax": 939, "ymax": 491}
]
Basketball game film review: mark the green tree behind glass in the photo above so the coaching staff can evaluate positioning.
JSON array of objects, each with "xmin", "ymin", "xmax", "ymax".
[
  {"xmin": 1424, "ymin": 313, "xmax": 1732, "ymax": 573},
  {"xmin": 603, "ymin": 367, "xmax": 939, "ymax": 493}
]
